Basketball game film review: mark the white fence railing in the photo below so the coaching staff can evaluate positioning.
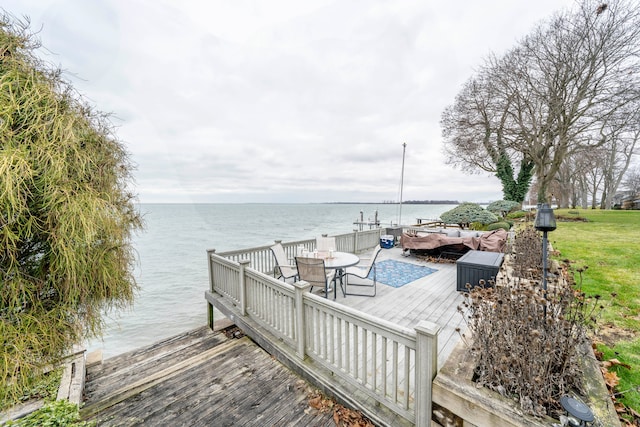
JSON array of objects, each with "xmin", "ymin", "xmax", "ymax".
[
  {"xmin": 302, "ymin": 294, "xmax": 421, "ymax": 421},
  {"xmin": 206, "ymin": 233, "xmax": 439, "ymax": 427},
  {"xmin": 217, "ymin": 229, "xmax": 384, "ymax": 276}
]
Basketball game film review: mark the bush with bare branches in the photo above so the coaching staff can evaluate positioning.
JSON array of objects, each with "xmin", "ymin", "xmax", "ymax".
[{"xmin": 459, "ymin": 226, "xmax": 609, "ymax": 418}]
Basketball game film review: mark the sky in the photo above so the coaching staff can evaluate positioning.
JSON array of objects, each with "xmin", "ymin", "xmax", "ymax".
[{"xmin": 3, "ymin": 0, "xmax": 578, "ymax": 204}]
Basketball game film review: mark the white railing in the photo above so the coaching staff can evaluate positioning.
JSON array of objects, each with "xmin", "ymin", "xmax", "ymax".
[
  {"xmin": 303, "ymin": 295, "xmax": 420, "ymax": 421},
  {"xmin": 245, "ymin": 267, "xmax": 297, "ymax": 348},
  {"xmin": 206, "ymin": 246, "xmax": 439, "ymax": 427},
  {"xmin": 216, "ymin": 229, "xmax": 383, "ymax": 276}
]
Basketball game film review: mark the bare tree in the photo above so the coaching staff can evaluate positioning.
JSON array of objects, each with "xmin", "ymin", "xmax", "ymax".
[
  {"xmin": 598, "ymin": 107, "xmax": 640, "ymax": 208},
  {"xmin": 442, "ymin": 0, "xmax": 640, "ymax": 204},
  {"xmin": 584, "ymin": 148, "xmax": 607, "ymax": 208},
  {"xmin": 574, "ymin": 148, "xmax": 605, "ymax": 208},
  {"xmin": 550, "ymin": 104, "xmax": 639, "ymax": 209},
  {"xmin": 441, "ymin": 66, "xmax": 534, "ymax": 203},
  {"xmin": 554, "ymin": 154, "xmax": 588, "ymax": 209},
  {"xmin": 622, "ymin": 165, "xmax": 640, "ymax": 196}
]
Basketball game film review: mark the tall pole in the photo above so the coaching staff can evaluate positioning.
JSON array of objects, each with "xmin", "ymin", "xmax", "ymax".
[
  {"xmin": 542, "ymin": 230, "xmax": 549, "ymax": 318},
  {"xmin": 542, "ymin": 230, "xmax": 548, "ymax": 293},
  {"xmin": 399, "ymin": 142, "xmax": 406, "ymax": 226}
]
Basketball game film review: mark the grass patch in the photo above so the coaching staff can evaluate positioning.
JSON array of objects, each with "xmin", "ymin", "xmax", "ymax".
[
  {"xmin": 1, "ymin": 368, "xmax": 62, "ymax": 412},
  {"xmin": 599, "ymin": 341, "xmax": 640, "ymax": 413},
  {"xmin": 4, "ymin": 399, "xmax": 95, "ymax": 426},
  {"xmin": 550, "ymin": 209, "xmax": 640, "ymax": 415}
]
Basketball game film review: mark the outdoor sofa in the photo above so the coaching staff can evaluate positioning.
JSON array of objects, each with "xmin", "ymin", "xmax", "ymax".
[{"xmin": 400, "ymin": 228, "xmax": 508, "ymax": 257}]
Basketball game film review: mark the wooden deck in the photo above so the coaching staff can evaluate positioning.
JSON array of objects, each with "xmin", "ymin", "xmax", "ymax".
[
  {"xmin": 327, "ymin": 246, "xmax": 466, "ymax": 369},
  {"xmin": 82, "ymin": 245, "xmax": 465, "ymax": 426},
  {"xmin": 82, "ymin": 325, "xmax": 335, "ymax": 426}
]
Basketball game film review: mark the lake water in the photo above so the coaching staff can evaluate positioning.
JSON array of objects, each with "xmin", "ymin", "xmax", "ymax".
[{"xmin": 86, "ymin": 203, "xmax": 457, "ymax": 358}]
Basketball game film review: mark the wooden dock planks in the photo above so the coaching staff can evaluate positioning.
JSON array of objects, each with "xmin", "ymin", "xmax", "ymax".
[
  {"xmin": 83, "ymin": 247, "xmax": 469, "ymax": 426},
  {"xmin": 83, "ymin": 326, "xmax": 335, "ymax": 426}
]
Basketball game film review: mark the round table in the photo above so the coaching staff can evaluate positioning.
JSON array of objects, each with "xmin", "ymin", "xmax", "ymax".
[
  {"xmin": 323, "ymin": 252, "xmax": 359, "ymax": 298},
  {"xmin": 324, "ymin": 251, "xmax": 359, "ymax": 270}
]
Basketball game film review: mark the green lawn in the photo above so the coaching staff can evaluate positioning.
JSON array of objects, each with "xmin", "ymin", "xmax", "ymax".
[{"xmin": 549, "ymin": 209, "xmax": 640, "ymax": 415}]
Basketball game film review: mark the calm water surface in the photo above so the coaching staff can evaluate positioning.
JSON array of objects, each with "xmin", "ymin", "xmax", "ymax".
[{"xmin": 86, "ymin": 203, "xmax": 456, "ymax": 358}]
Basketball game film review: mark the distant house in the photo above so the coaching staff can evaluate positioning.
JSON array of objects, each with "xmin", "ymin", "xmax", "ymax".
[
  {"xmin": 625, "ymin": 198, "xmax": 640, "ymax": 210},
  {"xmin": 613, "ymin": 191, "xmax": 640, "ymax": 210}
]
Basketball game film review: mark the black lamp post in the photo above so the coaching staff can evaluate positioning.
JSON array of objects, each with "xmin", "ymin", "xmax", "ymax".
[
  {"xmin": 560, "ymin": 396, "xmax": 594, "ymax": 426},
  {"xmin": 534, "ymin": 203, "xmax": 556, "ymax": 292}
]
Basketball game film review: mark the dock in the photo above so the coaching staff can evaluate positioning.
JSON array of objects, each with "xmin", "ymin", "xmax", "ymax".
[
  {"xmin": 71, "ymin": 228, "xmax": 618, "ymax": 427},
  {"xmin": 353, "ymin": 210, "xmax": 382, "ymax": 231},
  {"xmin": 81, "ymin": 245, "xmax": 463, "ymax": 426},
  {"xmin": 207, "ymin": 236, "xmax": 466, "ymax": 426},
  {"xmin": 82, "ymin": 325, "xmax": 337, "ymax": 426}
]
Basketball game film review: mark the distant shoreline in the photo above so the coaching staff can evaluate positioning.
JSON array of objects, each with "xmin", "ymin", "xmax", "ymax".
[
  {"xmin": 135, "ymin": 201, "xmax": 495, "ymax": 205},
  {"xmin": 328, "ymin": 200, "xmax": 460, "ymax": 205}
]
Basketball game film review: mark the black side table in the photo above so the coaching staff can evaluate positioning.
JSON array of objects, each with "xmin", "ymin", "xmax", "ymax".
[{"xmin": 456, "ymin": 250, "xmax": 504, "ymax": 291}]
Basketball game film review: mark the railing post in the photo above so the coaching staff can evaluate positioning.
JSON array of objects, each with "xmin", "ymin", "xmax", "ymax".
[
  {"xmin": 353, "ymin": 230, "xmax": 359, "ymax": 253},
  {"xmin": 207, "ymin": 249, "xmax": 216, "ymax": 329},
  {"xmin": 239, "ymin": 259, "xmax": 251, "ymax": 316},
  {"xmin": 293, "ymin": 280, "xmax": 312, "ymax": 359},
  {"xmin": 415, "ymin": 320, "xmax": 440, "ymax": 427}
]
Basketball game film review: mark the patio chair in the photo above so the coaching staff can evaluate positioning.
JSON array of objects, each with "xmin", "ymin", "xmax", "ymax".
[
  {"xmin": 341, "ymin": 245, "xmax": 382, "ymax": 297},
  {"xmin": 295, "ymin": 256, "xmax": 336, "ymax": 299},
  {"xmin": 270, "ymin": 243, "xmax": 298, "ymax": 282},
  {"xmin": 316, "ymin": 236, "xmax": 336, "ymax": 252}
]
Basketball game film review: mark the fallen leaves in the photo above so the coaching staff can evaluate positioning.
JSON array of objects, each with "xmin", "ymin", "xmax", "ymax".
[
  {"xmin": 306, "ymin": 390, "xmax": 374, "ymax": 427},
  {"xmin": 602, "ymin": 370, "xmax": 620, "ymax": 390},
  {"xmin": 602, "ymin": 358, "xmax": 633, "ymax": 371},
  {"xmin": 221, "ymin": 325, "xmax": 245, "ymax": 339},
  {"xmin": 596, "ymin": 349, "xmax": 639, "ymax": 426}
]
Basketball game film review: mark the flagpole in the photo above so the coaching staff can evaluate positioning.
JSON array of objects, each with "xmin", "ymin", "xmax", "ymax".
[{"xmin": 399, "ymin": 142, "xmax": 406, "ymax": 226}]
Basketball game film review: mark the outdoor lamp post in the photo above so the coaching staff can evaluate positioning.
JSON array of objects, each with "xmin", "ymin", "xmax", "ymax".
[
  {"xmin": 534, "ymin": 203, "xmax": 556, "ymax": 292},
  {"xmin": 560, "ymin": 396, "xmax": 595, "ymax": 426}
]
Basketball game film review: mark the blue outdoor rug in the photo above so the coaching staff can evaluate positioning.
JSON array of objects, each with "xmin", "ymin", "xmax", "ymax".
[{"xmin": 367, "ymin": 259, "xmax": 438, "ymax": 288}]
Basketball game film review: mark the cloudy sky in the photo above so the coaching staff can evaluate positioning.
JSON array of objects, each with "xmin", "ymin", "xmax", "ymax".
[{"xmin": 3, "ymin": 0, "xmax": 577, "ymax": 203}]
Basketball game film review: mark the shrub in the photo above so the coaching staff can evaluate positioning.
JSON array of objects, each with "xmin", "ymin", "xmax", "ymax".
[
  {"xmin": 486, "ymin": 200, "xmax": 520, "ymax": 217},
  {"xmin": 506, "ymin": 210, "xmax": 531, "ymax": 220},
  {"xmin": 440, "ymin": 203, "xmax": 498, "ymax": 229},
  {"xmin": 486, "ymin": 222, "xmax": 510, "ymax": 231},
  {"xmin": 1, "ymin": 14, "xmax": 142, "ymax": 405},
  {"xmin": 470, "ymin": 222, "xmax": 488, "ymax": 231},
  {"xmin": 459, "ymin": 226, "xmax": 609, "ymax": 418},
  {"xmin": 510, "ymin": 227, "xmax": 542, "ymax": 279}
]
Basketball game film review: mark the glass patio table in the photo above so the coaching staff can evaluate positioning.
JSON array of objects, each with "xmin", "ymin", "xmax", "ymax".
[{"xmin": 322, "ymin": 251, "xmax": 359, "ymax": 299}]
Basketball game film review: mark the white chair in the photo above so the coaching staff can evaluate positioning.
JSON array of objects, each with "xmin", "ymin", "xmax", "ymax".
[
  {"xmin": 295, "ymin": 256, "xmax": 336, "ymax": 299},
  {"xmin": 341, "ymin": 245, "xmax": 382, "ymax": 297},
  {"xmin": 316, "ymin": 236, "xmax": 336, "ymax": 252},
  {"xmin": 270, "ymin": 243, "xmax": 298, "ymax": 282}
]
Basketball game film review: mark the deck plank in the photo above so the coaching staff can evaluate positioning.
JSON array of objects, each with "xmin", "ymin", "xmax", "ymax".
[
  {"xmin": 333, "ymin": 247, "xmax": 466, "ymax": 365},
  {"xmin": 84, "ymin": 246, "xmax": 474, "ymax": 425},
  {"xmin": 84, "ymin": 326, "xmax": 335, "ymax": 426},
  {"xmin": 85, "ymin": 327, "xmax": 226, "ymax": 401}
]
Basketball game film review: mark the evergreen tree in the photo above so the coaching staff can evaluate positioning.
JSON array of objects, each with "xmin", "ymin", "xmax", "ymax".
[{"xmin": 1, "ymin": 15, "xmax": 142, "ymax": 404}]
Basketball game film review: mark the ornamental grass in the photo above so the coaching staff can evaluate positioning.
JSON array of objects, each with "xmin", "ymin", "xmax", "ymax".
[{"xmin": 1, "ymin": 15, "xmax": 142, "ymax": 407}]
